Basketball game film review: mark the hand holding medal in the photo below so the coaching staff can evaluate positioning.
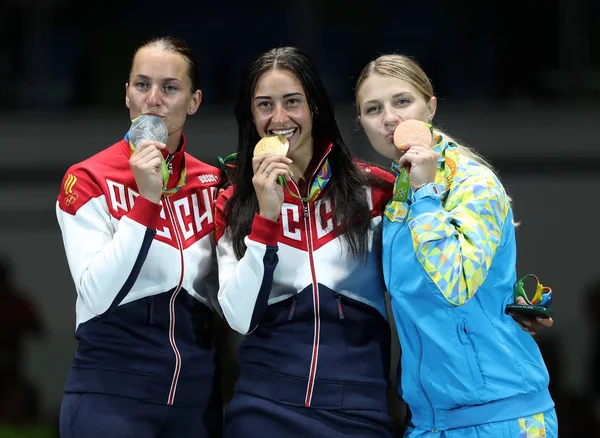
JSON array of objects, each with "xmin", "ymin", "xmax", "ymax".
[
  {"xmin": 252, "ymin": 134, "xmax": 293, "ymax": 221},
  {"xmin": 393, "ymin": 120, "xmax": 435, "ymax": 201},
  {"xmin": 127, "ymin": 115, "xmax": 187, "ymax": 201}
]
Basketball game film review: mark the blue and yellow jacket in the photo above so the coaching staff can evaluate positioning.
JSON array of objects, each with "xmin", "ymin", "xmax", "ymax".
[{"xmin": 383, "ymin": 134, "xmax": 553, "ymax": 430}]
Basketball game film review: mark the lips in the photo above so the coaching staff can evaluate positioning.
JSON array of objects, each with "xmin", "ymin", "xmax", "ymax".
[
  {"xmin": 144, "ymin": 112, "xmax": 164, "ymax": 119},
  {"xmin": 270, "ymin": 128, "xmax": 298, "ymax": 139}
]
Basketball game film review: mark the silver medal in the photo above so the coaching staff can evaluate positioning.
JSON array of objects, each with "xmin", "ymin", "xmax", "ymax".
[{"xmin": 129, "ymin": 115, "xmax": 168, "ymax": 147}]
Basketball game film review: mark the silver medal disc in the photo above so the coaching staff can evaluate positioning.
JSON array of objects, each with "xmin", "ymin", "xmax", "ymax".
[{"xmin": 129, "ymin": 115, "xmax": 168, "ymax": 147}]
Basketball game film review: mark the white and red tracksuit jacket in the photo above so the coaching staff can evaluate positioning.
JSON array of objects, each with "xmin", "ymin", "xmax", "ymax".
[
  {"xmin": 215, "ymin": 143, "xmax": 395, "ymax": 411},
  {"xmin": 56, "ymin": 133, "xmax": 221, "ymax": 407}
]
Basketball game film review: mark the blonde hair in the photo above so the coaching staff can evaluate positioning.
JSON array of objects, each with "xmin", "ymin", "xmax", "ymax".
[
  {"xmin": 355, "ymin": 54, "xmax": 494, "ymax": 171},
  {"xmin": 355, "ymin": 54, "xmax": 517, "ymax": 221}
]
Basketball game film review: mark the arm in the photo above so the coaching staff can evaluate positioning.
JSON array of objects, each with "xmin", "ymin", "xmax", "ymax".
[
  {"xmin": 214, "ymin": 192, "xmax": 279, "ymax": 335},
  {"xmin": 408, "ymin": 169, "xmax": 510, "ymax": 306},
  {"xmin": 57, "ymin": 168, "xmax": 161, "ymax": 316}
]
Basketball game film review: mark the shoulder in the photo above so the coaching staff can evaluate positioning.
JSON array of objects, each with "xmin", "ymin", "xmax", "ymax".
[
  {"xmin": 215, "ymin": 185, "xmax": 235, "ymax": 210},
  {"xmin": 450, "ymin": 156, "xmax": 509, "ymax": 208},
  {"xmin": 184, "ymin": 154, "xmax": 223, "ymax": 186},
  {"xmin": 354, "ymin": 159, "xmax": 395, "ymax": 184},
  {"xmin": 57, "ymin": 140, "xmax": 126, "ymax": 215},
  {"xmin": 352, "ymin": 159, "xmax": 394, "ymax": 212}
]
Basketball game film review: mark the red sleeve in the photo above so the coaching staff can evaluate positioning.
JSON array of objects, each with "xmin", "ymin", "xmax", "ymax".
[
  {"xmin": 354, "ymin": 160, "xmax": 395, "ymax": 213},
  {"xmin": 57, "ymin": 165, "xmax": 103, "ymax": 215}
]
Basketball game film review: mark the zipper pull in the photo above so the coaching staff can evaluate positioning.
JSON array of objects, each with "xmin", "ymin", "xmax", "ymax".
[
  {"xmin": 302, "ymin": 202, "xmax": 309, "ymax": 218},
  {"xmin": 288, "ymin": 295, "xmax": 298, "ymax": 320},
  {"xmin": 334, "ymin": 294, "xmax": 344, "ymax": 319},
  {"xmin": 166, "ymin": 154, "xmax": 174, "ymax": 175}
]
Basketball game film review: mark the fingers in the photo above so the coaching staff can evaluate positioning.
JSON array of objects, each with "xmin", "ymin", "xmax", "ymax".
[
  {"xmin": 513, "ymin": 297, "xmax": 553, "ymax": 328},
  {"xmin": 252, "ymin": 154, "xmax": 293, "ymax": 175},
  {"xmin": 261, "ymin": 162, "xmax": 294, "ymax": 180},
  {"xmin": 252, "ymin": 167, "xmax": 292, "ymax": 189},
  {"xmin": 511, "ymin": 316, "xmax": 537, "ymax": 335},
  {"xmin": 131, "ymin": 153, "xmax": 163, "ymax": 170},
  {"xmin": 266, "ymin": 167, "xmax": 292, "ymax": 183},
  {"xmin": 398, "ymin": 145, "xmax": 437, "ymax": 166},
  {"xmin": 132, "ymin": 140, "xmax": 166, "ymax": 157},
  {"xmin": 510, "ymin": 313, "xmax": 531, "ymax": 328}
]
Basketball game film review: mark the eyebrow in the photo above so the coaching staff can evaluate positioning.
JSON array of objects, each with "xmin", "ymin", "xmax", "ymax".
[
  {"xmin": 254, "ymin": 92, "xmax": 304, "ymax": 101},
  {"xmin": 362, "ymin": 91, "xmax": 413, "ymax": 107},
  {"xmin": 134, "ymin": 74, "xmax": 182, "ymax": 83}
]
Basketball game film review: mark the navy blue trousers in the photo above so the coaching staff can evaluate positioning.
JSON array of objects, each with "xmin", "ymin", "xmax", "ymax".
[
  {"xmin": 224, "ymin": 393, "xmax": 395, "ymax": 438},
  {"xmin": 60, "ymin": 392, "xmax": 222, "ymax": 438}
]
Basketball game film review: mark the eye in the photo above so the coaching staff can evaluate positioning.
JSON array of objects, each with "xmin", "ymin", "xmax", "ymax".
[
  {"xmin": 394, "ymin": 98, "xmax": 411, "ymax": 106},
  {"xmin": 257, "ymin": 101, "xmax": 272, "ymax": 109},
  {"xmin": 365, "ymin": 105, "xmax": 380, "ymax": 115},
  {"xmin": 164, "ymin": 85, "xmax": 178, "ymax": 93},
  {"xmin": 135, "ymin": 82, "xmax": 149, "ymax": 91},
  {"xmin": 286, "ymin": 98, "xmax": 299, "ymax": 107}
]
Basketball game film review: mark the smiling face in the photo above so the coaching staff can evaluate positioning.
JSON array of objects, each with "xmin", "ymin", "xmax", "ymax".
[
  {"xmin": 251, "ymin": 68, "xmax": 313, "ymax": 162},
  {"xmin": 125, "ymin": 46, "xmax": 201, "ymax": 143},
  {"xmin": 357, "ymin": 73, "xmax": 436, "ymax": 160}
]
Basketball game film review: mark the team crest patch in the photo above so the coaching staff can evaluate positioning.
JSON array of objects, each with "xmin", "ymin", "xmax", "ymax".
[{"xmin": 64, "ymin": 173, "xmax": 78, "ymax": 206}]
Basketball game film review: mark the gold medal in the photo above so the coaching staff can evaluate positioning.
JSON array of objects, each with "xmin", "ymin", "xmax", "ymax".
[
  {"xmin": 253, "ymin": 134, "xmax": 290, "ymax": 157},
  {"xmin": 393, "ymin": 120, "xmax": 433, "ymax": 150}
]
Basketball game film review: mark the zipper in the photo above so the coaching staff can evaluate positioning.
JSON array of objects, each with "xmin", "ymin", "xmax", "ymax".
[
  {"xmin": 334, "ymin": 294, "xmax": 344, "ymax": 320},
  {"xmin": 300, "ymin": 198, "xmax": 321, "ymax": 407},
  {"xmin": 287, "ymin": 152, "xmax": 329, "ymax": 408},
  {"xmin": 416, "ymin": 328, "xmax": 436, "ymax": 430},
  {"xmin": 288, "ymin": 295, "xmax": 298, "ymax": 320},
  {"xmin": 166, "ymin": 154, "xmax": 174, "ymax": 175},
  {"xmin": 163, "ymin": 197, "xmax": 185, "ymax": 406}
]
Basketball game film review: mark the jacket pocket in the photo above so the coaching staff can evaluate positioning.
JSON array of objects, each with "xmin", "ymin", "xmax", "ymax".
[{"xmin": 457, "ymin": 319, "xmax": 485, "ymax": 389}]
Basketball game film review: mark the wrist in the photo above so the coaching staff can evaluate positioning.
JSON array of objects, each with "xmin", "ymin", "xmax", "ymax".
[
  {"xmin": 414, "ymin": 181, "xmax": 435, "ymax": 192},
  {"xmin": 259, "ymin": 210, "xmax": 280, "ymax": 221},
  {"xmin": 141, "ymin": 192, "xmax": 162, "ymax": 204},
  {"xmin": 412, "ymin": 182, "xmax": 441, "ymax": 202}
]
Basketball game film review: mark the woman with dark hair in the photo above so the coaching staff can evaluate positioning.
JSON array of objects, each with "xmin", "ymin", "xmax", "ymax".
[
  {"xmin": 214, "ymin": 47, "xmax": 397, "ymax": 437},
  {"xmin": 56, "ymin": 37, "xmax": 223, "ymax": 438}
]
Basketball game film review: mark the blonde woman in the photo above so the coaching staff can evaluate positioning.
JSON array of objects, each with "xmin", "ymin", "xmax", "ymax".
[{"xmin": 355, "ymin": 54, "xmax": 556, "ymax": 438}]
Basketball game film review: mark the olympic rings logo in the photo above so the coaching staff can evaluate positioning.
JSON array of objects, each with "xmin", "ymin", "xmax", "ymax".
[{"xmin": 64, "ymin": 192, "xmax": 79, "ymax": 206}]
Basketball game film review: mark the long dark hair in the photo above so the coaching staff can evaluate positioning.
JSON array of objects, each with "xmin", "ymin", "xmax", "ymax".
[{"xmin": 225, "ymin": 47, "xmax": 385, "ymax": 260}]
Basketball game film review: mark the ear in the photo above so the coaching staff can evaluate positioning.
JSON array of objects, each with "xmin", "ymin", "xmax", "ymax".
[
  {"xmin": 187, "ymin": 90, "xmax": 202, "ymax": 115},
  {"xmin": 125, "ymin": 83, "xmax": 130, "ymax": 109},
  {"xmin": 354, "ymin": 115, "xmax": 364, "ymax": 132},
  {"xmin": 426, "ymin": 96, "xmax": 437, "ymax": 123}
]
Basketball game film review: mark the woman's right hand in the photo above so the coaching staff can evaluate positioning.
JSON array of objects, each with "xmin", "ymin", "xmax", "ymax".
[
  {"xmin": 252, "ymin": 154, "xmax": 293, "ymax": 221},
  {"xmin": 129, "ymin": 140, "xmax": 167, "ymax": 204}
]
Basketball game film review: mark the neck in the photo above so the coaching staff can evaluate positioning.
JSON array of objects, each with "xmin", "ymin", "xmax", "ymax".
[
  {"xmin": 166, "ymin": 131, "xmax": 182, "ymax": 154},
  {"xmin": 289, "ymin": 140, "xmax": 314, "ymax": 184}
]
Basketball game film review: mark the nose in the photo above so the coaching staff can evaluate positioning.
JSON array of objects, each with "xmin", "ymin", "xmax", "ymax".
[
  {"xmin": 382, "ymin": 104, "xmax": 401, "ymax": 129},
  {"xmin": 272, "ymin": 103, "xmax": 290, "ymax": 125},
  {"xmin": 146, "ymin": 85, "xmax": 162, "ymax": 107}
]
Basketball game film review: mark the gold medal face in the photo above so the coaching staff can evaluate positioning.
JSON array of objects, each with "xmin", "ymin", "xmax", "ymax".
[
  {"xmin": 393, "ymin": 120, "xmax": 432, "ymax": 150},
  {"xmin": 253, "ymin": 134, "xmax": 290, "ymax": 157}
]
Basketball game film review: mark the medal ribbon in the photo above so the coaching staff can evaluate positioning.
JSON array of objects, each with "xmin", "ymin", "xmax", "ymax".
[
  {"xmin": 393, "ymin": 122, "xmax": 433, "ymax": 203},
  {"xmin": 281, "ymin": 158, "xmax": 331, "ymax": 203}
]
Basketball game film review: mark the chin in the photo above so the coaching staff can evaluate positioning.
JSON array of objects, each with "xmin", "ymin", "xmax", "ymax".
[{"xmin": 375, "ymin": 144, "xmax": 399, "ymax": 161}]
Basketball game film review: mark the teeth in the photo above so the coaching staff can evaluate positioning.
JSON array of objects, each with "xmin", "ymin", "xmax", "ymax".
[{"xmin": 272, "ymin": 128, "xmax": 296, "ymax": 138}]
